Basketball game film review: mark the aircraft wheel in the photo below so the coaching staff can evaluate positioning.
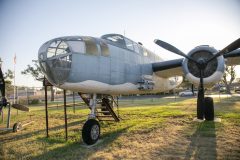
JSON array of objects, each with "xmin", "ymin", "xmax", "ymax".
[
  {"xmin": 13, "ymin": 122, "xmax": 22, "ymax": 132},
  {"xmin": 82, "ymin": 119, "xmax": 100, "ymax": 145},
  {"xmin": 204, "ymin": 97, "xmax": 214, "ymax": 121}
]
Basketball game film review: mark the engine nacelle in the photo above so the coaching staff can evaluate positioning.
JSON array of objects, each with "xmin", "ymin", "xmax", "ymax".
[{"xmin": 182, "ymin": 45, "xmax": 225, "ymax": 86}]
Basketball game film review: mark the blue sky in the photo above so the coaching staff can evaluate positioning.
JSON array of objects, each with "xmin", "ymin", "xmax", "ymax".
[{"xmin": 0, "ymin": 0, "xmax": 240, "ymax": 87}]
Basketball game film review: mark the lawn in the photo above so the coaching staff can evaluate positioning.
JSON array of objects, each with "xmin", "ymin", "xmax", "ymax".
[{"xmin": 0, "ymin": 95, "xmax": 240, "ymax": 160}]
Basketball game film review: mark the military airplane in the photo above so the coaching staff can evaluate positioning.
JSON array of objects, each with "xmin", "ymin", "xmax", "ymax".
[{"xmin": 38, "ymin": 33, "xmax": 240, "ymax": 145}]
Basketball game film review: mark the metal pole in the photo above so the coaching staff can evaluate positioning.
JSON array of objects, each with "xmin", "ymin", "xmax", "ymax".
[
  {"xmin": 117, "ymin": 96, "xmax": 120, "ymax": 118},
  {"xmin": 73, "ymin": 92, "xmax": 75, "ymax": 114},
  {"xmin": 44, "ymin": 79, "xmax": 49, "ymax": 138},
  {"xmin": 174, "ymin": 88, "xmax": 176, "ymax": 101},
  {"xmin": 27, "ymin": 87, "xmax": 29, "ymax": 105},
  {"xmin": 63, "ymin": 90, "xmax": 68, "ymax": 141},
  {"xmin": 1, "ymin": 109, "xmax": 3, "ymax": 123},
  {"xmin": 13, "ymin": 61, "xmax": 16, "ymax": 104},
  {"xmin": 7, "ymin": 103, "xmax": 11, "ymax": 128},
  {"xmin": 16, "ymin": 86, "xmax": 18, "ymax": 115}
]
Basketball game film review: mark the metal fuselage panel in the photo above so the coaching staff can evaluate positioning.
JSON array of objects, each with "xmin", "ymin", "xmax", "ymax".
[{"xmin": 68, "ymin": 45, "xmax": 152, "ymax": 84}]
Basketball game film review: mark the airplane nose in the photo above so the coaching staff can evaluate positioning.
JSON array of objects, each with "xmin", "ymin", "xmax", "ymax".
[{"xmin": 38, "ymin": 39, "xmax": 72, "ymax": 86}]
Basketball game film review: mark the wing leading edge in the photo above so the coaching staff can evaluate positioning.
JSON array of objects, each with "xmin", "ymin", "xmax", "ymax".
[{"xmin": 152, "ymin": 58, "xmax": 183, "ymax": 78}]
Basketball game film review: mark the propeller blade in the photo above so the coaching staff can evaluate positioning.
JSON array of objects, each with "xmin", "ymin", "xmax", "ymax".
[
  {"xmin": 0, "ymin": 67, "xmax": 5, "ymax": 97},
  {"xmin": 207, "ymin": 38, "xmax": 240, "ymax": 63},
  {"xmin": 12, "ymin": 104, "xmax": 29, "ymax": 112},
  {"xmin": 154, "ymin": 39, "xmax": 198, "ymax": 63}
]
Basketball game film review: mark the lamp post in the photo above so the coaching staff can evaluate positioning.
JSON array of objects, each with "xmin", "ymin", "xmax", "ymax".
[{"xmin": 0, "ymin": 58, "xmax": 2, "ymax": 68}]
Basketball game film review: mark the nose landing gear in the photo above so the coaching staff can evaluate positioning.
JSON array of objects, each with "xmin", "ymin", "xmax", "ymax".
[
  {"xmin": 80, "ymin": 93, "xmax": 120, "ymax": 145},
  {"xmin": 82, "ymin": 119, "xmax": 100, "ymax": 145},
  {"xmin": 81, "ymin": 93, "xmax": 101, "ymax": 145}
]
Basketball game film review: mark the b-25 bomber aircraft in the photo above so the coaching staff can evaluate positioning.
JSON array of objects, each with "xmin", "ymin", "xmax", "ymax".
[{"xmin": 38, "ymin": 33, "xmax": 240, "ymax": 145}]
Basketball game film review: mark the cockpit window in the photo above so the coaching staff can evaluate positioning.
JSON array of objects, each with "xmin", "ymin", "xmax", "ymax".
[
  {"xmin": 82, "ymin": 37, "xmax": 98, "ymax": 56},
  {"xmin": 125, "ymin": 38, "xmax": 134, "ymax": 51},
  {"xmin": 100, "ymin": 41, "xmax": 109, "ymax": 56},
  {"xmin": 133, "ymin": 42, "xmax": 140, "ymax": 53},
  {"xmin": 143, "ymin": 48, "xmax": 148, "ymax": 56},
  {"xmin": 47, "ymin": 41, "xmax": 70, "ymax": 58},
  {"xmin": 67, "ymin": 40, "xmax": 85, "ymax": 53},
  {"xmin": 101, "ymin": 34, "xmax": 125, "ymax": 47}
]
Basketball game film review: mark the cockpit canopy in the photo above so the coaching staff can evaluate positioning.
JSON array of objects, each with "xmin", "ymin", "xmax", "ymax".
[{"xmin": 101, "ymin": 34, "xmax": 140, "ymax": 54}]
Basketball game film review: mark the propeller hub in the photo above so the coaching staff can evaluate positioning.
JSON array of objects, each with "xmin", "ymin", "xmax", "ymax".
[{"xmin": 197, "ymin": 58, "xmax": 207, "ymax": 70}]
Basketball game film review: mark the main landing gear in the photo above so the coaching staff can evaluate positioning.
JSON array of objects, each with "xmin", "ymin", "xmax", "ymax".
[{"xmin": 204, "ymin": 97, "xmax": 214, "ymax": 121}]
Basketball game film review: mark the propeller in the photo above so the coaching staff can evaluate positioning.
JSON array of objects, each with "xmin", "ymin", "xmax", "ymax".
[
  {"xmin": 207, "ymin": 38, "xmax": 240, "ymax": 63},
  {"xmin": 0, "ymin": 67, "xmax": 7, "ymax": 109},
  {"xmin": 0, "ymin": 67, "xmax": 29, "ymax": 112},
  {"xmin": 155, "ymin": 38, "xmax": 240, "ymax": 120},
  {"xmin": 12, "ymin": 104, "xmax": 29, "ymax": 112}
]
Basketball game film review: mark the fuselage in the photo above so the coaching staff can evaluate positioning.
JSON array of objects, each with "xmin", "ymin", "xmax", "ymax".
[{"xmin": 38, "ymin": 34, "xmax": 182, "ymax": 95}]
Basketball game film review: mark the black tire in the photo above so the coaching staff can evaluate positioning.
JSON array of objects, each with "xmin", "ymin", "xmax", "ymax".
[
  {"xmin": 204, "ymin": 97, "xmax": 214, "ymax": 121},
  {"xmin": 82, "ymin": 119, "xmax": 100, "ymax": 145},
  {"xmin": 13, "ymin": 122, "xmax": 22, "ymax": 132}
]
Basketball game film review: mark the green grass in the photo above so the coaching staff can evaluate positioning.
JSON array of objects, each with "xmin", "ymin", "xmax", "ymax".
[{"xmin": 0, "ymin": 96, "xmax": 240, "ymax": 160}]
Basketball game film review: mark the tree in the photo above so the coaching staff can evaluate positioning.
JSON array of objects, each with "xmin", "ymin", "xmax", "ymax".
[
  {"xmin": 179, "ymin": 75, "xmax": 192, "ymax": 89},
  {"xmin": 221, "ymin": 66, "xmax": 236, "ymax": 94},
  {"xmin": 22, "ymin": 62, "xmax": 55, "ymax": 101},
  {"xmin": 4, "ymin": 69, "xmax": 14, "ymax": 79},
  {"xmin": 0, "ymin": 57, "xmax": 14, "ymax": 97}
]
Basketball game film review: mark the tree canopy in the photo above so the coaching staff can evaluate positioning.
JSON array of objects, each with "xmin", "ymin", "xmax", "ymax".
[{"xmin": 21, "ymin": 62, "xmax": 43, "ymax": 80}]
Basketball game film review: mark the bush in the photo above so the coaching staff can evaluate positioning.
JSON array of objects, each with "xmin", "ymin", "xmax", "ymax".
[
  {"xmin": 18, "ymin": 98, "xmax": 28, "ymax": 105},
  {"xmin": 30, "ymin": 99, "xmax": 39, "ymax": 104},
  {"xmin": 18, "ymin": 98, "xmax": 40, "ymax": 105}
]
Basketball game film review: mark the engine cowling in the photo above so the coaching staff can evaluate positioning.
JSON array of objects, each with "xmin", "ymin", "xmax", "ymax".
[{"xmin": 182, "ymin": 45, "xmax": 225, "ymax": 86}]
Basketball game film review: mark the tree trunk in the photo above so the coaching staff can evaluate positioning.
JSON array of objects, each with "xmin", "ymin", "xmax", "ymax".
[
  {"xmin": 226, "ymin": 84, "xmax": 231, "ymax": 94},
  {"xmin": 50, "ymin": 86, "xmax": 54, "ymax": 101}
]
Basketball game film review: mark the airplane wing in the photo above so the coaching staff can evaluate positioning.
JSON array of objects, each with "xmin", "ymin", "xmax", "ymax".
[
  {"xmin": 224, "ymin": 49, "xmax": 240, "ymax": 66},
  {"xmin": 152, "ymin": 49, "xmax": 240, "ymax": 78},
  {"xmin": 152, "ymin": 58, "xmax": 184, "ymax": 78}
]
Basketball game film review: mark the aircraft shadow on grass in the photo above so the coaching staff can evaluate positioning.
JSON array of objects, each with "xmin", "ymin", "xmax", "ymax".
[
  {"xmin": 184, "ymin": 122, "xmax": 216, "ymax": 160},
  {"xmin": 0, "ymin": 119, "xmax": 86, "ymax": 142},
  {"xmin": 32, "ymin": 126, "xmax": 131, "ymax": 160},
  {"xmin": 184, "ymin": 97, "xmax": 239, "ymax": 159}
]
